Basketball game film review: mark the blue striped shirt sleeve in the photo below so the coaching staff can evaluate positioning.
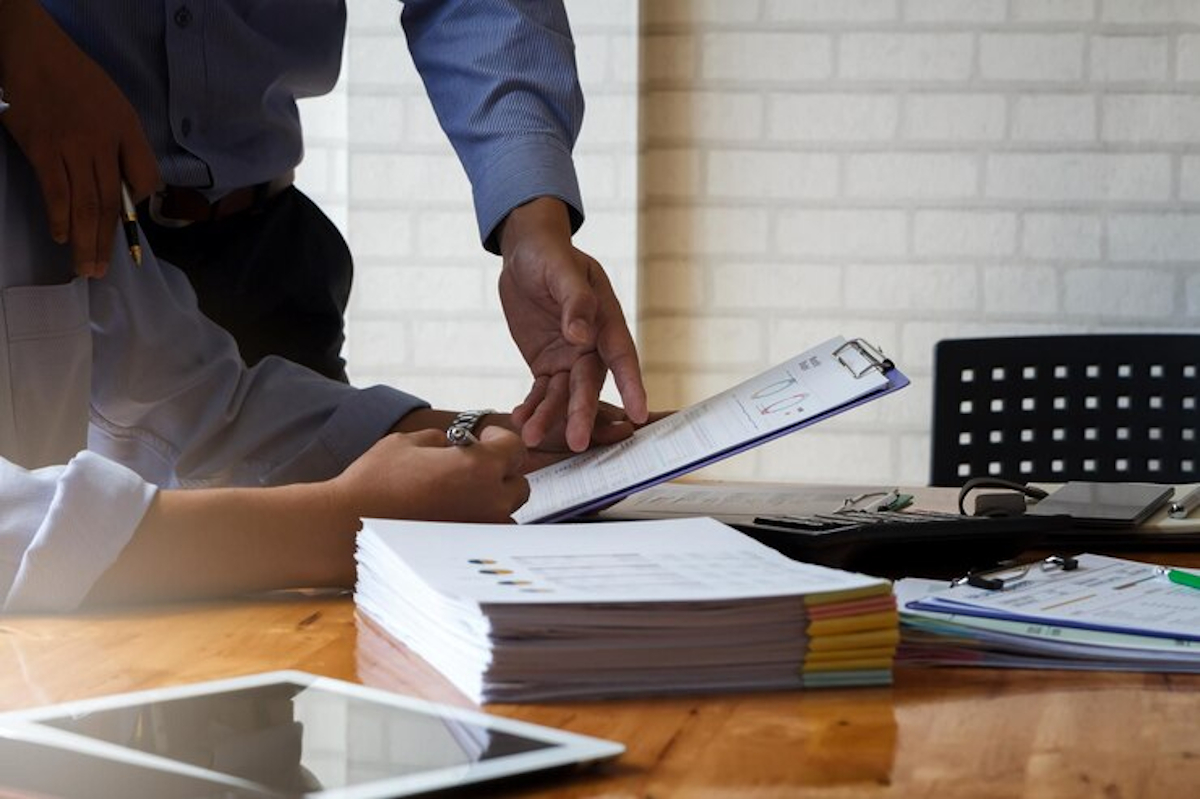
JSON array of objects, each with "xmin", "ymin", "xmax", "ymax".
[{"xmin": 401, "ymin": 0, "xmax": 586, "ymax": 252}]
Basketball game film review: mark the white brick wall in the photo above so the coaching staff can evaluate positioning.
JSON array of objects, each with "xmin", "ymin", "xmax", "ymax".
[
  {"xmin": 297, "ymin": 1, "xmax": 1200, "ymax": 489},
  {"xmin": 642, "ymin": 0, "xmax": 1200, "ymax": 486}
]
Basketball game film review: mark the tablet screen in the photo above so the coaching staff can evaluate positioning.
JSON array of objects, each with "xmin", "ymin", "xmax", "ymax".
[
  {"xmin": 0, "ymin": 672, "xmax": 622, "ymax": 799},
  {"xmin": 40, "ymin": 682, "xmax": 551, "ymax": 793},
  {"xmin": 0, "ymin": 734, "xmax": 270, "ymax": 798}
]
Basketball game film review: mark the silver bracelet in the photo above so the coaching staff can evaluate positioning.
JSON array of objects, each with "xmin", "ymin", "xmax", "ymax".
[{"xmin": 446, "ymin": 409, "xmax": 495, "ymax": 447}]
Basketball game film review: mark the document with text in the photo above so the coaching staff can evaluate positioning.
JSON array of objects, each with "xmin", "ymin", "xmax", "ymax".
[
  {"xmin": 906, "ymin": 553, "xmax": 1200, "ymax": 641},
  {"xmin": 513, "ymin": 336, "xmax": 908, "ymax": 524}
]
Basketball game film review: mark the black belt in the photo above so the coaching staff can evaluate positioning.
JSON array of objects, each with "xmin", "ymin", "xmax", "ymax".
[{"xmin": 150, "ymin": 171, "xmax": 294, "ymax": 224}]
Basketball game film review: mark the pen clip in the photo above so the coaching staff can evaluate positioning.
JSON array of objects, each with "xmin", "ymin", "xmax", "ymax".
[
  {"xmin": 838, "ymin": 488, "xmax": 899, "ymax": 513},
  {"xmin": 119, "ymin": 181, "xmax": 143, "ymax": 266},
  {"xmin": 1167, "ymin": 486, "xmax": 1200, "ymax": 519},
  {"xmin": 951, "ymin": 554, "xmax": 1079, "ymax": 591}
]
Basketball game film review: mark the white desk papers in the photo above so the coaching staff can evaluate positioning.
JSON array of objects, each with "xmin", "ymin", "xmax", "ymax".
[
  {"xmin": 905, "ymin": 553, "xmax": 1200, "ymax": 641},
  {"xmin": 355, "ymin": 517, "xmax": 897, "ymax": 703},
  {"xmin": 896, "ymin": 570, "xmax": 1200, "ymax": 673},
  {"xmin": 897, "ymin": 554, "xmax": 1200, "ymax": 673}
]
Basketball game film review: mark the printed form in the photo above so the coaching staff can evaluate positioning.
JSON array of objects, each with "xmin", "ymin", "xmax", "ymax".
[
  {"xmin": 514, "ymin": 336, "xmax": 893, "ymax": 523},
  {"xmin": 909, "ymin": 553, "xmax": 1200, "ymax": 641}
]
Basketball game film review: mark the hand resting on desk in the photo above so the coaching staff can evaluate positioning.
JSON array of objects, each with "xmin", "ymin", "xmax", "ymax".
[{"xmin": 82, "ymin": 406, "xmax": 660, "ymax": 608}]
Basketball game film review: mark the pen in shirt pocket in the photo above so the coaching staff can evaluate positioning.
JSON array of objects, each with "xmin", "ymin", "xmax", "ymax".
[{"xmin": 120, "ymin": 181, "xmax": 142, "ymax": 266}]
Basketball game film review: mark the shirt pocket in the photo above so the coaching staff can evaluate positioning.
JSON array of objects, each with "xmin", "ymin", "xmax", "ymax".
[{"xmin": 0, "ymin": 278, "xmax": 91, "ymax": 468}]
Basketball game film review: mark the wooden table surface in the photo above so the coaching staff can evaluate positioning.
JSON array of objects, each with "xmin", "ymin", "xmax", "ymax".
[{"xmin": 1, "ymin": 570, "xmax": 1197, "ymax": 799}]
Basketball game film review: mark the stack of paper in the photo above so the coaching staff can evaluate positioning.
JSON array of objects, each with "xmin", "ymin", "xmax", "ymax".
[
  {"xmin": 896, "ymin": 554, "xmax": 1200, "ymax": 673},
  {"xmin": 355, "ymin": 517, "xmax": 897, "ymax": 703}
]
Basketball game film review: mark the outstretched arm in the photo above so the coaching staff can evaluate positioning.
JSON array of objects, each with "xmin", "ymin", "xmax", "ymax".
[
  {"xmin": 401, "ymin": 0, "xmax": 648, "ymax": 450},
  {"xmin": 497, "ymin": 197, "xmax": 647, "ymax": 451},
  {"xmin": 75, "ymin": 426, "xmax": 529, "ymax": 607}
]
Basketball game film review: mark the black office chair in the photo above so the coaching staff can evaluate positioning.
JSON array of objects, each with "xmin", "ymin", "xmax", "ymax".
[{"xmin": 930, "ymin": 334, "xmax": 1200, "ymax": 487}]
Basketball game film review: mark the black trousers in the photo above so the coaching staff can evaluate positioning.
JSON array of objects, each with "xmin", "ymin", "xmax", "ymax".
[{"xmin": 140, "ymin": 187, "xmax": 352, "ymax": 382}]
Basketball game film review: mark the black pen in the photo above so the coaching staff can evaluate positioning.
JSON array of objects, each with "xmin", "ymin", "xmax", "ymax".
[{"xmin": 120, "ymin": 182, "xmax": 142, "ymax": 266}]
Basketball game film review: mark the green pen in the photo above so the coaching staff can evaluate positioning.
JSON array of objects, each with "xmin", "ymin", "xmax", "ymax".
[
  {"xmin": 1166, "ymin": 568, "xmax": 1200, "ymax": 591},
  {"xmin": 881, "ymin": 492, "xmax": 914, "ymax": 512}
]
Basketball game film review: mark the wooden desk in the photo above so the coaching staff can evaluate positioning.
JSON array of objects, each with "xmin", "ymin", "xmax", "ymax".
[{"xmin": 1, "ymin": 577, "xmax": 1197, "ymax": 799}]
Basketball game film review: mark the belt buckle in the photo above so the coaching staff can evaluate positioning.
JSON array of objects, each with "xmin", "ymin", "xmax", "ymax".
[{"xmin": 148, "ymin": 190, "xmax": 196, "ymax": 228}]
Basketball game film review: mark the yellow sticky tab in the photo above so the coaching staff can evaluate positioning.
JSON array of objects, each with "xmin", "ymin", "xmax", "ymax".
[{"xmin": 808, "ymin": 610, "xmax": 899, "ymax": 637}]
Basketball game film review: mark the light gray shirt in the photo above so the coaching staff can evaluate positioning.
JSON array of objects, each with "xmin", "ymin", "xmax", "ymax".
[{"xmin": 0, "ymin": 128, "xmax": 427, "ymax": 612}]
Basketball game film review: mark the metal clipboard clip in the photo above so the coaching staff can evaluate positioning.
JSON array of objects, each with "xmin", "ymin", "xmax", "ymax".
[
  {"xmin": 951, "ymin": 554, "xmax": 1079, "ymax": 591},
  {"xmin": 833, "ymin": 339, "xmax": 894, "ymax": 379}
]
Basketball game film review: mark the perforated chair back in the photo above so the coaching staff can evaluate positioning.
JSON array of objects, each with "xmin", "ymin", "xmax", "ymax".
[{"xmin": 930, "ymin": 334, "xmax": 1200, "ymax": 487}]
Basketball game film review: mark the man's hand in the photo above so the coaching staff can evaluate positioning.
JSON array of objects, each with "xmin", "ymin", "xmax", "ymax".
[
  {"xmin": 498, "ymin": 197, "xmax": 648, "ymax": 452},
  {"xmin": 0, "ymin": 0, "xmax": 158, "ymax": 278}
]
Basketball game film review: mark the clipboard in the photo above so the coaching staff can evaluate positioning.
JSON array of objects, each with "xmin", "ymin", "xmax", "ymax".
[{"xmin": 515, "ymin": 337, "xmax": 910, "ymax": 524}]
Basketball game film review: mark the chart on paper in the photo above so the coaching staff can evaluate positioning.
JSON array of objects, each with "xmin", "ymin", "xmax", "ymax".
[{"xmin": 502, "ymin": 550, "xmax": 800, "ymax": 596}]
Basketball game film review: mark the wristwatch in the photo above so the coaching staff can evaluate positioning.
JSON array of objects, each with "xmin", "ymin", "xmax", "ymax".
[{"xmin": 446, "ymin": 409, "xmax": 495, "ymax": 446}]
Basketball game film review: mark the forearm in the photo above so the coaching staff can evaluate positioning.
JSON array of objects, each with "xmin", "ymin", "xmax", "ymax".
[
  {"xmin": 0, "ymin": 0, "xmax": 33, "ymax": 77},
  {"xmin": 497, "ymin": 197, "xmax": 573, "ymax": 258},
  {"xmin": 391, "ymin": 407, "xmax": 509, "ymax": 436},
  {"xmin": 0, "ymin": 0, "xmax": 61, "ymax": 88},
  {"xmin": 85, "ymin": 482, "xmax": 358, "ymax": 606},
  {"xmin": 86, "ymin": 257, "xmax": 426, "ymax": 488},
  {"xmin": 400, "ymin": 0, "xmax": 584, "ymax": 250}
]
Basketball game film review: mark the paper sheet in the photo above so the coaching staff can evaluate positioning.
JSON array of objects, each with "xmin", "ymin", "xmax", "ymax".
[{"xmin": 360, "ymin": 517, "xmax": 886, "ymax": 605}]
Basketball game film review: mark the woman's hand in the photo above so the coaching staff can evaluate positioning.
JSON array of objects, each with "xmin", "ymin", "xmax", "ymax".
[{"xmin": 331, "ymin": 427, "xmax": 530, "ymax": 523}]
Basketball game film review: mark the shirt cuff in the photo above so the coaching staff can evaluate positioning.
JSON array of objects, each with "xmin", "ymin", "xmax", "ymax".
[
  {"xmin": 476, "ymin": 135, "xmax": 584, "ymax": 254},
  {"xmin": 5, "ymin": 452, "xmax": 157, "ymax": 613},
  {"xmin": 262, "ymin": 384, "xmax": 429, "ymax": 486}
]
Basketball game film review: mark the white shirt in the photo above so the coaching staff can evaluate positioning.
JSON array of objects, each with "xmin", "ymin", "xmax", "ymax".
[
  {"xmin": 0, "ymin": 453, "xmax": 155, "ymax": 612},
  {"xmin": 0, "ymin": 129, "xmax": 426, "ymax": 612}
]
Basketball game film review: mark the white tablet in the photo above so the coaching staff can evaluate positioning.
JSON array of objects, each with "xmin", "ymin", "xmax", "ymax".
[{"xmin": 0, "ymin": 670, "xmax": 623, "ymax": 798}]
